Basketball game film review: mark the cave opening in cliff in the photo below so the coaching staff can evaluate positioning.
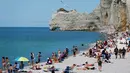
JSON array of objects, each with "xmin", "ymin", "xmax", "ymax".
[
  {"xmin": 105, "ymin": 12, "xmax": 108, "ymax": 18},
  {"xmin": 51, "ymin": 27, "xmax": 60, "ymax": 31},
  {"xmin": 117, "ymin": 0, "xmax": 121, "ymax": 4}
]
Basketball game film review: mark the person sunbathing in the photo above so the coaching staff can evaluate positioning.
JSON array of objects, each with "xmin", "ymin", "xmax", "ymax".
[
  {"xmin": 77, "ymin": 62, "xmax": 95, "ymax": 70},
  {"xmin": 35, "ymin": 62, "xmax": 41, "ymax": 70},
  {"xmin": 63, "ymin": 64, "xmax": 77, "ymax": 73},
  {"xmin": 31, "ymin": 63, "xmax": 36, "ymax": 70}
]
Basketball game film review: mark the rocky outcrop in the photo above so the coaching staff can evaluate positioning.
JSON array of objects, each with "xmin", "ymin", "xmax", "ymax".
[
  {"xmin": 49, "ymin": 0, "xmax": 130, "ymax": 33},
  {"xmin": 49, "ymin": 8, "xmax": 100, "ymax": 31}
]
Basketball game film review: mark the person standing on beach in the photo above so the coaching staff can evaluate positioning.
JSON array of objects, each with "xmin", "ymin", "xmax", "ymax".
[
  {"xmin": 30, "ymin": 52, "xmax": 35, "ymax": 65},
  {"xmin": 75, "ymin": 46, "xmax": 78, "ymax": 54},
  {"xmin": 122, "ymin": 47, "xmax": 126, "ymax": 59},
  {"xmin": 72, "ymin": 48, "xmax": 76, "ymax": 57},
  {"xmin": 2, "ymin": 57, "xmax": 6, "ymax": 70},
  {"xmin": 37, "ymin": 52, "xmax": 41, "ymax": 63},
  {"xmin": 114, "ymin": 47, "xmax": 118, "ymax": 59},
  {"xmin": 101, "ymin": 49, "xmax": 106, "ymax": 60},
  {"xmin": 5, "ymin": 57, "xmax": 10, "ymax": 69},
  {"xmin": 65, "ymin": 48, "xmax": 69, "ymax": 57},
  {"xmin": 89, "ymin": 49, "xmax": 92, "ymax": 57}
]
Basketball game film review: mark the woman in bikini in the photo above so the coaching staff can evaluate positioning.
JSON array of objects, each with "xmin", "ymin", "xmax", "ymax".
[{"xmin": 2, "ymin": 57, "xmax": 6, "ymax": 70}]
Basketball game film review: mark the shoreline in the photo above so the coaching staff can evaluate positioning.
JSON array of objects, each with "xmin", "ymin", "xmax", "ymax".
[{"xmin": 21, "ymin": 37, "xmax": 103, "ymax": 73}]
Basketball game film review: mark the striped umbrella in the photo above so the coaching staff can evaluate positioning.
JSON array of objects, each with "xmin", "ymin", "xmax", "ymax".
[{"xmin": 15, "ymin": 57, "xmax": 29, "ymax": 62}]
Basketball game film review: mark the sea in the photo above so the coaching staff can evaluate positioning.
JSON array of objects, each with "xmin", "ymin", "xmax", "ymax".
[{"xmin": 0, "ymin": 27, "xmax": 103, "ymax": 67}]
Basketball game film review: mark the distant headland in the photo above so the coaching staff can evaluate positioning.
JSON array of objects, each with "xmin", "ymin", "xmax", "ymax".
[{"xmin": 49, "ymin": 0, "xmax": 130, "ymax": 34}]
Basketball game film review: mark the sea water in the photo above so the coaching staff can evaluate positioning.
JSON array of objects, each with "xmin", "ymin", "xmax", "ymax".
[{"xmin": 0, "ymin": 27, "xmax": 102, "ymax": 67}]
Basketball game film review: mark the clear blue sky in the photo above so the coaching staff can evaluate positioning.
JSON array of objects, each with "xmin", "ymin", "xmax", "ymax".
[{"xmin": 0, "ymin": 0, "xmax": 100, "ymax": 27}]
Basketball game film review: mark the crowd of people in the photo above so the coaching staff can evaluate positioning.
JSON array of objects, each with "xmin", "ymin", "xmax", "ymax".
[
  {"xmin": 114, "ymin": 47, "xmax": 126, "ymax": 59},
  {"xmin": 29, "ymin": 46, "xmax": 79, "ymax": 73},
  {"xmin": 80, "ymin": 31, "xmax": 129, "ymax": 72},
  {"xmin": 1, "ymin": 57, "xmax": 25, "ymax": 73}
]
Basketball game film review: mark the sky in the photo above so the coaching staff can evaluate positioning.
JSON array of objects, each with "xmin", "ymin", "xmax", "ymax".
[{"xmin": 0, "ymin": 0, "xmax": 100, "ymax": 27}]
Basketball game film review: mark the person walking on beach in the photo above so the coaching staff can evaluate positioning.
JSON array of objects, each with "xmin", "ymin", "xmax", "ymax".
[
  {"xmin": 98, "ymin": 58, "xmax": 102, "ymax": 72},
  {"xmin": 122, "ymin": 47, "xmax": 126, "ymax": 59},
  {"xmin": 114, "ymin": 47, "xmax": 118, "ymax": 59},
  {"xmin": 37, "ymin": 52, "xmax": 41, "ymax": 63},
  {"xmin": 30, "ymin": 52, "xmax": 35, "ymax": 65},
  {"xmin": 118, "ymin": 49, "xmax": 122, "ymax": 58}
]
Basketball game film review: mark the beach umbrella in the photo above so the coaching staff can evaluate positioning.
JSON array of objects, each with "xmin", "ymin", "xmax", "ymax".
[
  {"xmin": 15, "ymin": 57, "xmax": 29, "ymax": 62},
  {"xmin": 127, "ymin": 38, "xmax": 130, "ymax": 40}
]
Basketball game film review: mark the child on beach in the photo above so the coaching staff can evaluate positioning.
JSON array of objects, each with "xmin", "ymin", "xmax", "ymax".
[
  {"xmin": 98, "ymin": 58, "xmax": 102, "ymax": 72},
  {"xmin": 28, "ymin": 61, "xmax": 31, "ymax": 66}
]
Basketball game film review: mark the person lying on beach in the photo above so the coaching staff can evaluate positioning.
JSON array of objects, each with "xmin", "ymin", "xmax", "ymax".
[
  {"xmin": 31, "ymin": 62, "xmax": 41, "ymax": 70},
  {"xmin": 80, "ymin": 52, "xmax": 89, "ymax": 57},
  {"xmin": 35, "ymin": 62, "xmax": 41, "ymax": 70},
  {"xmin": 77, "ymin": 62, "xmax": 95, "ymax": 70},
  {"xmin": 63, "ymin": 64, "xmax": 76, "ymax": 73}
]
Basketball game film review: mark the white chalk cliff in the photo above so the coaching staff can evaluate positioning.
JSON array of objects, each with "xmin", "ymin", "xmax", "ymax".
[{"xmin": 49, "ymin": 0, "xmax": 130, "ymax": 33}]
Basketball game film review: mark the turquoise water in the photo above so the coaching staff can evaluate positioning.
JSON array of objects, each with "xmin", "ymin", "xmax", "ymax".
[{"xmin": 0, "ymin": 27, "xmax": 102, "ymax": 67}]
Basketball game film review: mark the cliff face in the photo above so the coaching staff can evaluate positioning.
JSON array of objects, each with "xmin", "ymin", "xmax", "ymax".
[{"xmin": 49, "ymin": 0, "xmax": 130, "ymax": 33}]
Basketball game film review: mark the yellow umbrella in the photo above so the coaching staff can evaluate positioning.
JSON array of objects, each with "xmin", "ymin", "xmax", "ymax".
[{"xmin": 15, "ymin": 57, "xmax": 29, "ymax": 62}]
